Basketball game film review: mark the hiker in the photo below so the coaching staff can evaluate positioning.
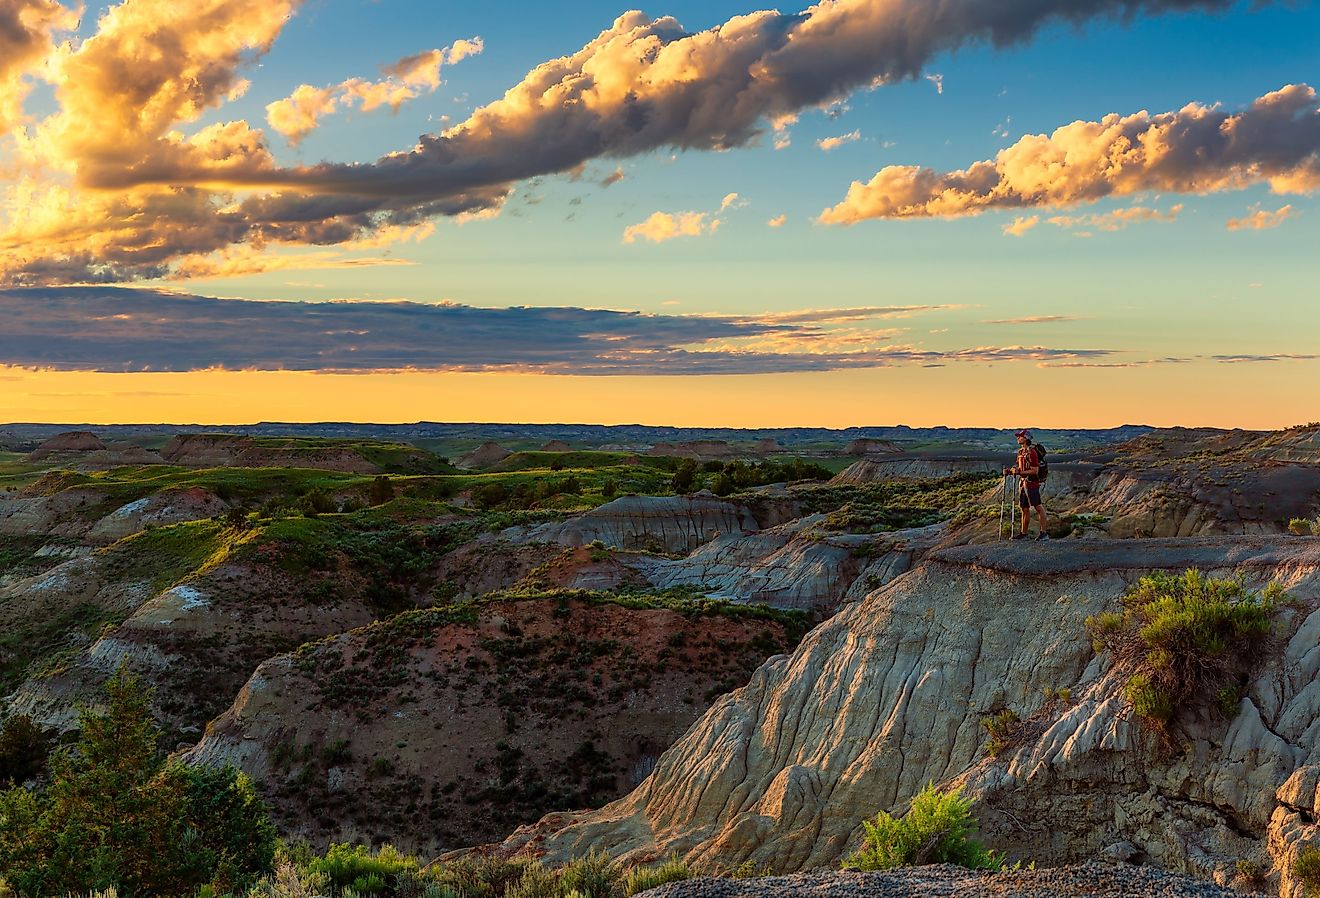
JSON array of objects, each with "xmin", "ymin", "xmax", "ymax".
[{"xmin": 1004, "ymin": 429, "xmax": 1048, "ymax": 540}]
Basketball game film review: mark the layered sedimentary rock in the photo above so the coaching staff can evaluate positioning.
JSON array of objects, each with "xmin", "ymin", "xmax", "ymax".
[
  {"xmin": 509, "ymin": 496, "xmax": 761, "ymax": 556},
  {"xmin": 495, "ymin": 537, "xmax": 1320, "ymax": 896}
]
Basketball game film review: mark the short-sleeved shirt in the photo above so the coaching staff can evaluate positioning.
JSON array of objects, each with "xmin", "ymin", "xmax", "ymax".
[{"xmin": 1016, "ymin": 445, "xmax": 1042, "ymax": 485}]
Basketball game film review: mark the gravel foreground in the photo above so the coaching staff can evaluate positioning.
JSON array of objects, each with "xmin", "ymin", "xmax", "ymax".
[{"xmin": 639, "ymin": 863, "xmax": 1241, "ymax": 898}]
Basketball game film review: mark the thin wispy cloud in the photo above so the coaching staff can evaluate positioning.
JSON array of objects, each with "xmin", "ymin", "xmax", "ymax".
[
  {"xmin": 1213, "ymin": 353, "xmax": 1318, "ymax": 363},
  {"xmin": 817, "ymin": 130, "xmax": 861, "ymax": 152},
  {"xmin": 984, "ymin": 316, "xmax": 1080, "ymax": 325},
  {"xmin": 1226, "ymin": 204, "xmax": 1295, "ymax": 231},
  {"xmin": 0, "ymin": 0, "xmax": 1269, "ymax": 284},
  {"xmin": 820, "ymin": 84, "xmax": 1320, "ymax": 224},
  {"xmin": 0, "ymin": 287, "xmax": 1108, "ymax": 376}
]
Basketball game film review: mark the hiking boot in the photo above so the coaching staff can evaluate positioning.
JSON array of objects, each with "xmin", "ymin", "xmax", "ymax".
[
  {"xmin": 1037, "ymin": 533, "xmax": 1050, "ymax": 541},
  {"xmin": 1011, "ymin": 532, "xmax": 1029, "ymax": 540}
]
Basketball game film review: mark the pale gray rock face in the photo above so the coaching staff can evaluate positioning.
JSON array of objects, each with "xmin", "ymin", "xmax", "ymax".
[
  {"xmin": 511, "ymin": 496, "xmax": 762, "ymax": 556},
  {"xmin": 628, "ymin": 519, "xmax": 945, "ymax": 615},
  {"xmin": 500, "ymin": 537, "xmax": 1320, "ymax": 897}
]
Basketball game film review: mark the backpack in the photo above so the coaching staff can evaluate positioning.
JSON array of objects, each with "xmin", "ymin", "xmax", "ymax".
[{"xmin": 1033, "ymin": 443, "xmax": 1049, "ymax": 482}]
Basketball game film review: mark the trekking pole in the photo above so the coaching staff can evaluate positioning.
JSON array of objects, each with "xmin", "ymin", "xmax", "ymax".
[
  {"xmin": 998, "ymin": 474, "xmax": 1007, "ymax": 540},
  {"xmin": 1009, "ymin": 475, "xmax": 1018, "ymax": 538}
]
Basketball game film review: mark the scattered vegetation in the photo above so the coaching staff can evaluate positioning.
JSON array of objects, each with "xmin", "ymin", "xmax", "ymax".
[
  {"xmin": 980, "ymin": 709, "xmax": 1021, "ymax": 758},
  {"xmin": 0, "ymin": 667, "xmax": 275, "ymax": 897},
  {"xmin": 1294, "ymin": 844, "xmax": 1320, "ymax": 896},
  {"xmin": 670, "ymin": 458, "xmax": 834, "ymax": 495},
  {"xmin": 1289, "ymin": 517, "xmax": 1317, "ymax": 536},
  {"xmin": 0, "ymin": 715, "xmax": 54, "ymax": 786},
  {"xmin": 841, "ymin": 783, "xmax": 1002, "ymax": 871},
  {"xmin": 798, "ymin": 473, "xmax": 997, "ymax": 534},
  {"xmin": 1085, "ymin": 569, "xmax": 1283, "ymax": 735}
]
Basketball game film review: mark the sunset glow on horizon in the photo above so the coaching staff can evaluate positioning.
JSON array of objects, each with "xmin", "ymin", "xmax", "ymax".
[{"xmin": 1, "ymin": 0, "xmax": 1316, "ymax": 427}]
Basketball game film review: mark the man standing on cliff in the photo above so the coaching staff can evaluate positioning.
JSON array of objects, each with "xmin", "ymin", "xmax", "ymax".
[{"xmin": 1005, "ymin": 429, "xmax": 1048, "ymax": 540}]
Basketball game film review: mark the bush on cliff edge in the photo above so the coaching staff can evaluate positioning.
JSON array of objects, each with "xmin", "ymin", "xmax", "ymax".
[{"xmin": 1086, "ymin": 569, "xmax": 1282, "ymax": 735}]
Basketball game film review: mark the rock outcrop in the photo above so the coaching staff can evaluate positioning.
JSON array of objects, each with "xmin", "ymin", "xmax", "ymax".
[
  {"xmin": 28, "ymin": 431, "xmax": 106, "ymax": 458},
  {"xmin": 627, "ymin": 519, "xmax": 943, "ymax": 615},
  {"xmin": 455, "ymin": 442, "xmax": 513, "ymax": 469},
  {"xmin": 842, "ymin": 439, "xmax": 901, "ymax": 457},
  {"xmin": 494, "ymin": 537, "xmax": 1320, "ymax": 896},
  {"xmin": 508, "ymin": 496, "xmax": 761, "ymax": 556},
  {"xmin": 647, "ymin": 441, "xmax": 737, "ymax": 460}
]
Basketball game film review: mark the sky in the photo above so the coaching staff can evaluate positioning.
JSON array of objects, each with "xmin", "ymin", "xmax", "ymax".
[{"xmin": 0, "ymin": 0, "xmax": 1316, "ymax": 428}]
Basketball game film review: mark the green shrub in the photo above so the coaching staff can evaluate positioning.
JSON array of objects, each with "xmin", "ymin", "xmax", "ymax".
[
  {"xmin": 307, "ymin": 843, "xmax": 419, "ymax": 895},
  {"xmin": 504, "ymin": 861, "xmax": 559, "ymax": 898},
  {"xmin": 622, "ymin": 855, "xmax": 691, "ymax": 896},
  {"xmin": 980, "ymin": 709, "xmax": 1021, "ymax": 757},
  {"xmin": 1289, "ymin": 518, "xmax": 1316, "ymax": 536},
  {"xmin": 0, "ymin": 666, "xmax": 275, "ymax": 897},
  {"xmin": 841, "ymin": 783, "xmax": 1002, "ymax": 871},
  {"xmin": 0, "ymin": 714, "xmax": 53, "ymax": 785},
  {"xmin": 369, "ymin": 476, "xmax": 396, "ymax": 506},
  {"xmin": 1296, "ymin": 844, "xmax": 1320, "ymax": 896},
  {"xmin": 558, "ymin": 851, "xmax": 619, "ymax": 898},
  {"xmin": 1085, "ymin": 569, "xmax": 1282, "ymax": 733}
]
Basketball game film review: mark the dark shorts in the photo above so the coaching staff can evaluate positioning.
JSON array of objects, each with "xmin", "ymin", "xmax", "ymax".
[{"xmin": 1019, "ymin": 481, "xmax": 1042, "ymax": 508}]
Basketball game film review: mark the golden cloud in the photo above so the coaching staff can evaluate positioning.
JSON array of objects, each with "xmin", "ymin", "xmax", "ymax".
[
  {"xmin": 1226, "ymin": 204, "xmax": 1295, "ymax": 231},
  {"xmin": 820, "ymin": 85, "xmax": 1320, "ymax": 224},
  {"xmin": 0, "ymin": 0, "xmax": 1286, "ymax": 284}
]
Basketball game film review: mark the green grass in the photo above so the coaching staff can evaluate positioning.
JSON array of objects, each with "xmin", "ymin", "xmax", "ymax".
[
  {"xmin": 99, "ymin": 519, "xmax": 242, "ymax": 594},
  {"xmin": 841, "ymin": 783, "xmax": 1002, "ymax": 871},
  {"xmin": 490, "ymin": 451, "xmax": 681, "ymax": 473},
  {"xmin": 1085, "ymin": 569, "xmax": 1283, "ymax": 734},
  {"xmin": 793, "ymin": 473, "xmax": 997, "ymax": 533}
]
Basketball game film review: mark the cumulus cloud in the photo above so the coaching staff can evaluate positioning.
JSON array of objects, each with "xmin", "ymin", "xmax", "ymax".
[
  {"xmin": 0, "ymin": 0, "xmax": 78, "ymax": 135},
  {"xmin": 818, "ymin": 130, "xmax": 861, "ymax": 151},
  {"xmin": 0, "ymin": 287, "xmax": 1106, "ymax": 375},
  {"xmin": 1226, "ymin": 204, "xmax": 1295, "ymax": 231},
  {"xmin": 820, "ymin": 84, "xmax": 1320, "ymax": 224},
  {"xmin": 0, "ymin": 0, "xmax": 1275, "ymax": 283},
  {"xmin": 1002, "ymin": 215, "xmax": 1039, "ymax": 236},
  {"xmin": 266, "ymin": 38, "xmax": 484, "ymax": 144},
  {"xmin": 767, "ymin": 214, "xmax": 788, "ymax": 227},
  {"xmin": 623, "ymin": 211, "xmax": 720, "ymax": 244}
]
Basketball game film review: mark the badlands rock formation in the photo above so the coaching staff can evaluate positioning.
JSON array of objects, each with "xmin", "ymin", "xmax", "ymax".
[
  {"xmin": 497, "ymin": 537, "xmax": 1320, "ymax": 896},
  {"xmin": 183, "ymin": 596, "xmax": 805, "ymax": 854},
  {"xmin": 842, "ymin": 439, "xmax": 901, "ymax": 457},
  {"xmin": 456, "ymin": 442, "xmax": 514, "ymax": 469},
  {"xmin": 511, "ymin": 496, "xmax": 761, "ymax": 555}
]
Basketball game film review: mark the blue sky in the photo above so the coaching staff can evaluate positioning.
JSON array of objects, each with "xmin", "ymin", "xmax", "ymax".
[{"xmin": 0, "ymin": 0, "xmax": 1316, "ymax": 425}]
